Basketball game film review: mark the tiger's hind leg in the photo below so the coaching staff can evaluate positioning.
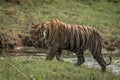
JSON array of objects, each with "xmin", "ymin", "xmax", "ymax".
[
  {"xmin": 56, "ymin": 49, "xmax": 64, "ymax": 61},
  {"xmin": 92, "ymin": 50, "xmax": 106, "ymax": 72},
  {"xmin": 75, "ymin": 51, "xmax": 85, "ymax": 66}
]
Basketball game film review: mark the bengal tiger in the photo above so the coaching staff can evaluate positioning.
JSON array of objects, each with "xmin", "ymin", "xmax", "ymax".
[{"xmin": 29, "ymin": 19, "xmax": 112, "ymax": 72}]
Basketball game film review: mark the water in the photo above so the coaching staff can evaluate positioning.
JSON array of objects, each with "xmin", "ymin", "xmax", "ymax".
[{"xmin": 64, "ymin": 57, "xmax": 120, "ymax": 75}]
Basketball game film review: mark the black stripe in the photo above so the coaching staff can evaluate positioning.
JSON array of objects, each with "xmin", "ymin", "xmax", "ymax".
[
  {"xmin": 66, "ymin": 24, "xmax": 70, "ymax": 48},
  {"xmin": 73, "ymin": 27, "xmax": 77, "ymax": 50},
  {"xmin": 46, "ymin": 28, "xmax": 49, "ymax": 39},
  {"xmin": 70, "ymin": 25, "xmax": 74, "ymax": 50},
  {"xmin": 77, "ymin": 26, "xmax": 84, "ymax": 51}
]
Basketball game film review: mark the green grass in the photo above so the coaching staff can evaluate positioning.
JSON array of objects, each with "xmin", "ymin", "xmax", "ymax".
[
  {"xmin": 0, "ymin": 0, "xmax": 120, "ymax": 41},
  {"xmin": 0, "ymin": 1, "xmax": 120, "ymax": 80},
  {"xmin": 0, "ymin": 56, "xmax": 120, "ymax": 80}
]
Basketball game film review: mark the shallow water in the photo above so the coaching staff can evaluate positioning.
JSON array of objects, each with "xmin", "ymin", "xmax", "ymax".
[{"xmin": 64, "ymin": 57, "xmax": 120, "ymax": 75}]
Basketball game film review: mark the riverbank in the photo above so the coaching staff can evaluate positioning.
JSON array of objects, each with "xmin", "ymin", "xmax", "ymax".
[
  {"xmin": 0, "ymin": 47, "xmax": 120, "ymax": 67},
  {"xmin": 0, "ymin": 48, "xmax": 120, "ymax": 75}
]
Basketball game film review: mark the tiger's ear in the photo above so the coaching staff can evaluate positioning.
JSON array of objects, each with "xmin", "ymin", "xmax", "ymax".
[
  {"xmin": 41, "ymin": 22, "xmax": 46, "ymax": 30},
  {"xmin": 29, "ymin": 22, "xmax": 35, "ymax": 28}
]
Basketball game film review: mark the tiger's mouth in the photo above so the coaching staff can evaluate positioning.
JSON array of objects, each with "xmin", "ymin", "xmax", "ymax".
[{"xmin": 31, "ymin": 36, "xmax": 49, "ymax": 48}]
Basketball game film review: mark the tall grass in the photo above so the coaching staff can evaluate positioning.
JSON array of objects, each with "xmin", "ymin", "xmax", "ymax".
[{"xmin": 0, "ymin": 56, "xmax": 120, "ymax": 80}]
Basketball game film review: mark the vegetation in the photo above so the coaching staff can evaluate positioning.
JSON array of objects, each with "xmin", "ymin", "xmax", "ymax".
[
  {"xmin": 0, "ymin": 56, "xmax": 120, "ymax": 80},
  {"xmin": 0, "ymin": 0, "xmax": 120, "ymax": 80},
  {"xmin": 0, "ymin": 0, "xmax": 120, "ymax": 41}
]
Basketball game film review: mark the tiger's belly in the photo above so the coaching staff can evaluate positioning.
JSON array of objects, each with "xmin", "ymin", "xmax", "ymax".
[{"xmin": 59, "ymin": 42, "xmax": 86, "ymax": 53}]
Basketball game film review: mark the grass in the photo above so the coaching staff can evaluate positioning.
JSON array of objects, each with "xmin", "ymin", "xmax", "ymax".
[
  {"xmin": 0, "ymin": 56, "xmax": 120, "ymax": 80},
  {"xmin": 0, "ymin": 0, "xmax": 120, "ymax": 41},
  {"xmin": 0, "ymin": 0, "xmax": 120, "ymax": 80}
]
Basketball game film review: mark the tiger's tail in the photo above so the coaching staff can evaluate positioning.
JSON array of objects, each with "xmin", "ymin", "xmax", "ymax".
[{"xmin": 106, "ymin": 56, "xmax": 112, "ymax": 66}]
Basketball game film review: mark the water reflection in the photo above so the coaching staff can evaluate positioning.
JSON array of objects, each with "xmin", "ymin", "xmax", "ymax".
[{"xmin": 64, "ymin": 57, "xmax": 120, "ymax": 75}]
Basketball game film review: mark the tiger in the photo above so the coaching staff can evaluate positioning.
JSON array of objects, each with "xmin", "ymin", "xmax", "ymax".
[{"xmin": 29, "ymin": 19, "xmax": 112, "ymax": 72}]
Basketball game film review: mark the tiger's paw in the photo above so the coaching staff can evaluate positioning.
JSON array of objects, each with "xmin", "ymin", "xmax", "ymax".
[
  {"xmin": 56, "ymin": 58, "xmax": 64, "ymax": 62},
  {"xmin": 74, "ymin": 61, "xmax": 84, "ymax": 66}
]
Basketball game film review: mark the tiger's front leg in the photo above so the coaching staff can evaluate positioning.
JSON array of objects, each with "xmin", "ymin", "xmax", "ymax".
[{"xmin": 46, "ymin": 44, "xmax": 60, "ymax": 60}]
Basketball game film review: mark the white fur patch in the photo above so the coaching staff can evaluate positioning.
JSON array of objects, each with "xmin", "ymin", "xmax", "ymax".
[
  {"xmin": 41, "ymin": 30, "xmax": 46, "ymax": 40},
  {"xmin": 43, "ymin": 30, "xmax": 46, "ymax": 38}
]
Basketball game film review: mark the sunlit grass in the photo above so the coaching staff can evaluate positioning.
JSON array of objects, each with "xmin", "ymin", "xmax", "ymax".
[{"xmin": 0, "ymin": 56, "xmax": 120, "ymax": 80}]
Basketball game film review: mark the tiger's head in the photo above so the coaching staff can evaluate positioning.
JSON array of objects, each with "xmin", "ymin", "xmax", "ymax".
[
  {"xmin": 29, "ymin": 22, "xmax": 46, "ymax": 40},
  {"xmin": 29, "ymin": 22, "xmax": 48, "ymax": 48}
]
